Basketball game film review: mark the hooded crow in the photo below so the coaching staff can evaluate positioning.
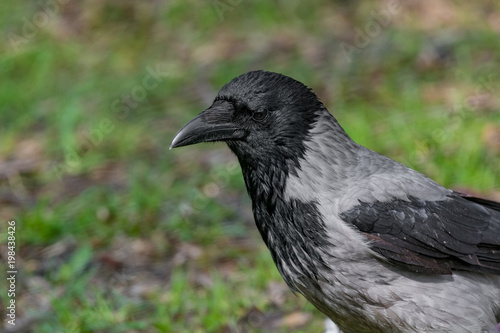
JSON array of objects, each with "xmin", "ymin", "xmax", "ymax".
[{"xmin": 170, "ymin": 70, "xmax": 500, "ymax": 333}]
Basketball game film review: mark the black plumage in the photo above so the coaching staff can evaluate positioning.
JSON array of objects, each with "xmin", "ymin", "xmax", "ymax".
[{"xmin": 341, "ymin": 193, "xmax": 500, "ymax": 275}]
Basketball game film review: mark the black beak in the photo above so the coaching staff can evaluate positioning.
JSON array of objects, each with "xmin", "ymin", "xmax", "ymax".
[{"xmin": 170, "ymin": 100, "xmax": 247, "ymax": 149}]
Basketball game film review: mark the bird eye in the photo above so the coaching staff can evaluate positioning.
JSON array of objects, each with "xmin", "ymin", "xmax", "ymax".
[{"xmin": 252, "ymin": 109, "xmax": 268, "ymax": 121}]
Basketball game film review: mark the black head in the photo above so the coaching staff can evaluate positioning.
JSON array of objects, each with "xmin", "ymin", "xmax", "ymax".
[{"xmin": 170, "ymin": 71, "xmax": 325, "ymax": 167}]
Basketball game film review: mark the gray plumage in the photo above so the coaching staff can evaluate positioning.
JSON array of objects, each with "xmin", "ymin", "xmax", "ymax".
[
  {"xmin": 171, "ymin": 71, "xmax": 500, "ymax": 333},
  {"xmin": 284, "ymin": 112, "xmax": 500, "ymax": 332}
]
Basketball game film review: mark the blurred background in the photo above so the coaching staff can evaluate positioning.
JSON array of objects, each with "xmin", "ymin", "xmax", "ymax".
[{"xmin": 1, "ymin": 1, "xmax": 500, "ymax": 332}]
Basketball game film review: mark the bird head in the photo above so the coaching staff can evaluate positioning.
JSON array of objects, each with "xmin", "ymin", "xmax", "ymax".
[{"xmin": 170, "ymin": 71, "xmax": 325, "ymax": 165}]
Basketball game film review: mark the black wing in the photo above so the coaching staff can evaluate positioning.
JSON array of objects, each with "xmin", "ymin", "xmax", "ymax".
[{"xmin": 340, "ymin": 193, "xmax": 500, "ymax": 275}]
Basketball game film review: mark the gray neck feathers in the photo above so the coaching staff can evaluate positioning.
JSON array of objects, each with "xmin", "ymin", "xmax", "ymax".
[
  {"xmin": 286, "ymin": 112, "xmax": 361, "ymax": 200},
  {"xmin": 284, "ymin": 111, "xmax": 450, "ymax": 210}
]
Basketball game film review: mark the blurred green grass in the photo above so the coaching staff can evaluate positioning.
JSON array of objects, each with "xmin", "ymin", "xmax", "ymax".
[{"xmin": 1, "ymin": 1, "xmax": 500, "ymax": 332}]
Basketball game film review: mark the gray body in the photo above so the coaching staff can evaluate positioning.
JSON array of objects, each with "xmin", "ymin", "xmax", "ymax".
[{"xmin": 283, "ymin": 112, "xmax": 500, "ymax": 332}]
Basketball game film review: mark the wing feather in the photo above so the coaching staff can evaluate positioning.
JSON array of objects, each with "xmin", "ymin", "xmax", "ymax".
[{"xmin": 340, "ymin": 193, "xmax": 500, "ymax": 275}]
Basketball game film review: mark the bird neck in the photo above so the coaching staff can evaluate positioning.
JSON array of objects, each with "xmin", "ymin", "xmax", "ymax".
[
  {"xmin": 237, "ymin": 110, "xmax": 359, "ymax": 221},
  {"xmin": 239, "ymin": 156, "xmax": 332, "ymax": 291},
  {"xmin": 234, "ymin": 114, "xmax": 356, "ymax": 291},
  {"xmin": 283, "ymin": 112, "xmax": 360, "ymax": 201},
  {"xmin": 239, "ymin": 153, "xmax": 289, "ymax": 214}
]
